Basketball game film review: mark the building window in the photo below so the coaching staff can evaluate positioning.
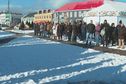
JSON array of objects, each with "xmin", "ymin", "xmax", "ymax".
[
  {"xmin": 67, "ymin": 12, "xmax": 69, "ymax": 17},
  {"xmin": 79, "ymin": 11, "xmax": 83, "ymax": 17},
  {"xmin": 74, "ymin": 11, "xmax": 77, "ymax": 17},
  {"xmin": 70, "ymin": 12, "xmax": 72, "ymax": 17}
]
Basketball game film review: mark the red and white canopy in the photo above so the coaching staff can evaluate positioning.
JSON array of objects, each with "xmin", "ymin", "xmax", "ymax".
[{"xmin": 55, "ymin": 0, "xmax": 104, "ymax": 12}]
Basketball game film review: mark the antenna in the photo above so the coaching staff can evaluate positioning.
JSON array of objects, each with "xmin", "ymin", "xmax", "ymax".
[{"xmin": 7, "ymin": 0, "xmax": 10, "ymax": 13}]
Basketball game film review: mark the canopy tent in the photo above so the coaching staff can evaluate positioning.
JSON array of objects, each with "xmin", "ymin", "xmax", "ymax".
[
  {"xmin": 85, "ymin": 1, "xmax": 126, "ymax": 25},
  {"xmin": 86, "ymin": 1, "xmax": 126, "ymax": 16},
  {"xmin": 55, "ymin": 0, "xmax": 103, "ymax": 12}
]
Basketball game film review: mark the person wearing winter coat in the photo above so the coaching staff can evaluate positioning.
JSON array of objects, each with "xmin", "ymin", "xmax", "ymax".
[
  {"xmin": 39, "ymin": 23, "xmax": 44, "ymax": 36},
  {"xmin": 109, "ymin": 23, "xmax": 117, "ymax": 46},
  {"xmin": 34, "ymin": 23, "xmax": 37, "ymax": 36},
  {"xmin": 86, "ymin": 20, "xmax": 95, "ymax": 46},
  {"xmin": 102, "ymin": 20, "xmax": 110, "ymax": 47},
  {"xmin": 95, "ymin": 23, "xmax": 101, "ymax": 46},
  {"xmin": 52, "ymin": 23, "xmax": 58, "ymax": 40},
  {"xmin": 57, "ymin": 23, "xmax": 63, "ymax": 40},
  {"xmin": 46, "ymin": 22, "xmax": 52, "ymax": 37},
  {"xmin": 66, "ymin": 22, "xmax": 72, "ymax": 41},
  {"xmin": 36, "ymin": 23, "xmax": 40, "ymax": 36},
  {"xmin": 76, "ymin": 21, "xmax": 82, "ymax": 40},
  {"xmin": 71, "ymin": 21, "xmax": 78, "ymax": 42},
  {"xmin": 60, "ymin": 23, "xmax": 65, "ymax": 40},
  {"xmin": 81, "ymin": 22, "xmax": 87, "ymax": 41},
  {"xmin": 117, "ymin": 23, "xmax": 126, "ymax": 49}
]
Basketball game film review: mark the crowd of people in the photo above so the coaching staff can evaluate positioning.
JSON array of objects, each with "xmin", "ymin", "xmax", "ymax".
[{"xmin": 34, "ymin": 20, "xmax": 126, "ymax": 49}]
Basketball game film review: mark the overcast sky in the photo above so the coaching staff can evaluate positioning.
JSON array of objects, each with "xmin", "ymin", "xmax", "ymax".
[{"xmin": 0, "ymin": 0, "xmax": 125, "ymax": 14}]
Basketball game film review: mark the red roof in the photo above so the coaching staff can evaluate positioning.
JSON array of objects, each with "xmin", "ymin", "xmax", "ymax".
[{"xmin": 55, "ymin": 0, "xmax": 104, "ymax": 12}]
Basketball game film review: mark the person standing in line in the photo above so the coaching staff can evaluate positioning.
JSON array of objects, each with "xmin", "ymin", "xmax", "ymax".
[
  {"xmin": 109, "ymin": 23, "xmax": 116, "ymax": 46},
  {"xmin": 116, "ymin": 20, "xmax": 123, "ymax": 45},
  {"xmin": 71, "ymin": 21, "xmax": 78, "ymax": 42},
  {"xmin": 95, "ymin": 22, "xmax": 101, "ymax": 46},
  {"xmin": 76, "ymin": 20, "xmax": 82, "ymax": 41},
  {"xmin": 102, "ymin": 20, "xmax": 110, "ymax": 47},
  {"xmin": 36, "ymin": 23, "xmax": 40, "ymax": 36},
  {"xmin": 60, "ymin": 23, "xmax": 65, "ymax": 40},
  {"xmin": 57, "ymin": 23, "xmax": 62, "ymax": 40},
  {"xmin": 117, "ymin": 22, "xmax": 126, "ymax": 49},
  {"xmin": 100, "ymin": 23, "xmax": 105, "ymax": 47},
  {"xmin": 52, "ymin": 23, "xmax": 58, "ymax": 40},
  {"xmin": 86, "ymin": 20, "xmax": 95, "ymax": 46},
  {"xmin": 81, "ymin": 22, "xmax": 87, "ymax": 42},
  {"xmin": 40, "ymin": 23, "xmax": 44, "ymax": 37},
  {"xmin": 66, "ymin": 22, "xmax": 72, "ymax": 41},
  {"xmin": 34, "ymin": 23, "xmax": 37, "ymax": 36}
]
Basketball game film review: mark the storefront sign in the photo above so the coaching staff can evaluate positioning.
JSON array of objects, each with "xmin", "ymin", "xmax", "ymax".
[
  {"xmin": 87, "ymin": 11, "xmax": 117, "ymax": 16},
  {"xmin": 99, "ymin": 11, "xmax": 117, "ymax": 16}
]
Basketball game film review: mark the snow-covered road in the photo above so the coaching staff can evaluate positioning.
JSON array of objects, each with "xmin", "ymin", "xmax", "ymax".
[
  {"xmin": 0, "ymin": 35, "xmax": 126, "ymax": 84},
  {"xmin": 0, "ymin": 31, "xmax": 15, "ymax": 39}
]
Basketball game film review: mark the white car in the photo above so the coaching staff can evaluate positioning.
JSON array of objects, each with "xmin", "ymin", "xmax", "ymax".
[{"xmin": 0, "ymin": 24, "xmax": 9, "ymax": 30}]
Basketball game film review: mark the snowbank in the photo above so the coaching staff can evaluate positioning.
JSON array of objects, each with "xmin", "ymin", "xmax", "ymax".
[{"xmin": 7, "ymin": 30, "xmax": 34, "ymax": 34}]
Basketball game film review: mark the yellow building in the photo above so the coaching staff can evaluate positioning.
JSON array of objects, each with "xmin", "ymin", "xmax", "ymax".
[{"xmin": 34, "ymin": 10, "xmax": 53, "ymax": 24}]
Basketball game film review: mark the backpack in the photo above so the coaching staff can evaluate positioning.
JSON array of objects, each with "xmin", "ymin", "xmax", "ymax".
[{"xmin": 100, "ymin": 28, "xmax": 105, "ymax": 36}]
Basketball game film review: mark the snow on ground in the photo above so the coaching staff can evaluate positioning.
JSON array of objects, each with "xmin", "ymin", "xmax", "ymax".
[
  {"xmin": 0, "ymin": 35, "xmax": 126, "ymax": 84},
  {"xmin": 7, "ymin": 30, "xmax": 34, "ymax": 34},
  {"xmin": 0, "ymin": 31, "xmax": 15, "ymax": 39},
  {"xmin": 63, "ymin": 35, "xmax": 126, "ymax": 51},
  {"xmin": 109, "ymin": 46, "xmax": 126, "ymax": 51}
]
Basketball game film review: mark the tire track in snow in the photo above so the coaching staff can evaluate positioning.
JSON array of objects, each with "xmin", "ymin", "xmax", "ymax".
[{"xmin": 0, "ymin": 53, "xmax": 116, "ymax": 82}]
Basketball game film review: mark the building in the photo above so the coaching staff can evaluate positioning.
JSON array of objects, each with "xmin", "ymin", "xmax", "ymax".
[
  {"xmin": 0, "ymin": 12, "xmax": 22, "ymax": 27},
  {"xmin": 33, "ymin": 9, "xmax": 53, "ymax": 24},
  {"xmin": 21, "ymin": 12, "xmax": 36, "ymax": 24},
  {"xmin": 54, "ymin": 0, "xmax": 103, "ymax": 23}
]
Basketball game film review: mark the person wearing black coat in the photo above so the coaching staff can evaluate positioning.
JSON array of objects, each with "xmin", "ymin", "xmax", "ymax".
[
  {"xmin": 102, "ymin": 20, "xmax": 110, "ymax": 47},
  {"xmin": 81, "ymin": 22, "xmax": 87, "ymax": 41},
  {"xmin": 59, "ymin": 23, "xmax": 65, "ymax": 40},
  {"xmin": 66, "ymin": 22, "xmax": 72, "ymax": 41},
  {"xmin": 109, "ymin": 23, "xmax": 116, "ymax": 46},
  {"xmin": 86, "ymin": 20, "xmax": 95, "ymax": 45},
  {"xmin": 57, "ymin": 23, "xmax": 62, "ymax": 40},
  {"xmin": 71, "ymin": 21, "xmax": 78, "ymax": 42},
  {"xmin": 76, "ymin": 21, "xmax": 82, "ymax": 40},
  {"xmin": 34, "ymin": 23, "xmax": 37, "ymax": 36}
]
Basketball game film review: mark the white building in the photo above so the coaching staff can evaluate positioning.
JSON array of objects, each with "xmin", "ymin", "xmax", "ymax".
[
  {"xmin": 54, "ymin": 0, "xmax": 103, "ymax": 23},
  {"xmin": 21, "ymin": 13, "xmax": 36, "ymax": 24},
  {"xmin": 0, "ymin": 12, "xmax": 22, "ymax": 27}
]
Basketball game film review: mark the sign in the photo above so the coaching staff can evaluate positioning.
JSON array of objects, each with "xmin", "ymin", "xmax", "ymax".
[
  {"xmin": 99, "ymin": 11, "xmax": 117, "ymax": 16},
  {"xmin": 87, "ymin": 11, "xmax": 118, "ymax": 16}
]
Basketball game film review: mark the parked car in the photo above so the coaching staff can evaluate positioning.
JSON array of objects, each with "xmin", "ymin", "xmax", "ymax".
[{"xmin": 0, "ymin": 24, "xmax": 9, "ymax": 30}]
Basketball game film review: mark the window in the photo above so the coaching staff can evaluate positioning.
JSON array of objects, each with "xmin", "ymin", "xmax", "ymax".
[
  {"xmin": 74, "ymin": 11, "xmax": 77, "ymax": 17},
  {"xmin": 79, "ymin": 11, "xmax": 83, "ymax": 17},
  {"xmin": 67, "ymin": 12, "xmax": 69, "ymax": 17},
  {"xmin": 70, "ymin": 12, "xmax": 72, "ymax": 17}
]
